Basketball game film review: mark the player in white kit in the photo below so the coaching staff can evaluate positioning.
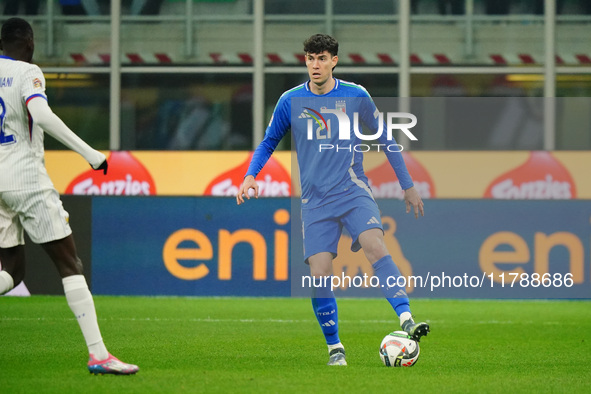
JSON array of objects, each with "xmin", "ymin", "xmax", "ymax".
[{"xmin": 0, "ymin": 17, "xmax": 138, "ymax": 375}]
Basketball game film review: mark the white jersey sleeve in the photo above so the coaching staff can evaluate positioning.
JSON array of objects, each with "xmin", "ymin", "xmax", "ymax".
[
  {"xmin": 19, "ymin": 63, "xmax": 46, "ymax": 104},
  {"xmin": 1, "ymin": 57, "xmax": 105, "ymax": 192},
  {"xmin": 27, "ymin": 97, "xmax": 106, "ymax": 168}
]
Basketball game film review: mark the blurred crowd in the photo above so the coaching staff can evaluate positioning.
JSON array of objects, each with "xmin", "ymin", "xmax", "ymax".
[
  {"xmin": 425, "ymin": 0, "xmax": 591, "ymax": 15},
  {"xmin": 4, "ymin": 0, "xmax": 591, "ymax": 16},
  {"xmin": 2, "ymin": 0, "xmax": 164, "ymax": 16}
]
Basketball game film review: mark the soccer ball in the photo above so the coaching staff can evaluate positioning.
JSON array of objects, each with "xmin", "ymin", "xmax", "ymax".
[{"xmin": 379, "ymin": 331, "xmax": 420, "ymax": 367}]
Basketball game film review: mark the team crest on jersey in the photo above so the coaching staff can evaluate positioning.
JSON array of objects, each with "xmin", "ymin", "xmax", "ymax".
[
  {"xmin": 32, "ymin": 78, "xmax": 42, "ymax": 89},
  {"xmin": 335, "ymin": 100, "xmax": 346, "ymax": 113}
]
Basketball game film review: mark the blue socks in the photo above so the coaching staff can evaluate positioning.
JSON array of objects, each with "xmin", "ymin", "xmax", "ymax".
[
  {"xmin": 311, "ymin": 280, "xmax": 340, "ymax": 345},
  {"xmin": 311, "ymin": 255, "xmax": 410, "ymax": 345},
  {"xmin": 372, "ymin": 255, "xmax": 411, "ymax": 316}
]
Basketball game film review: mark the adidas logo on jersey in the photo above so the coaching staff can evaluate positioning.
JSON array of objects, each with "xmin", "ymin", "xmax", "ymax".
[{"xmin": 366, "ymin": 216, "xmax": 380, "ymax": 225}]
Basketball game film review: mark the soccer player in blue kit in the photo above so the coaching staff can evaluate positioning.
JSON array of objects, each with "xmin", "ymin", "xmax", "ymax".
[{"xmin": 236, "ymin": 34, "xmax": 429, "ymax": 366}]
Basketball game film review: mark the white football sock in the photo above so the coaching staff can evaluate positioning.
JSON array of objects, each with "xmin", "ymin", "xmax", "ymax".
[
  {"xmin": 399, "ymin": 311, "xmax": 413, "ymax": 326},
  {"xmin": 0, "ymin": 271, "xmax": 15, "ymax": 295},
  {"xmin": 327, "ymin": 342, "xmax": 344, "ymax": 354},
  {"xmin": 62, "ymin": 275, "xmax": 109, "ymax": 360}
]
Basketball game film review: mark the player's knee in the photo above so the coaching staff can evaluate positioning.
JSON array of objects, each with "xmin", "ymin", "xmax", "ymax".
[
  {"xmin": 70, "ymin": 258, "xmax": 84, "ymax": 276},
  {"xmin": 56, "ymin": 257, "xmax": 84, "ymax": 278},
  {"xmin": 308, "ymin": 254, "xmax": 333, "ymax": 277},
  {"xmin": 310, "ymin": 264, "xmax": 332, "ymax": 278},
  {"xmin": 359, "ymin": 231, "xmax": 389, "ymax": 262},
  {"xmin": 310, "ymin": 268, "xmax": 331, "ymax": 279},
  {"xmin": 364, "ymin": 244, "xmax": 389, "ymax": 264}
]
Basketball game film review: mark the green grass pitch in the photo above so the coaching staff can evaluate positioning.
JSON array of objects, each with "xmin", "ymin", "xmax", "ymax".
[{"xmin": 1, "ymin": 296, "xmax": 590, "ymax": 393}]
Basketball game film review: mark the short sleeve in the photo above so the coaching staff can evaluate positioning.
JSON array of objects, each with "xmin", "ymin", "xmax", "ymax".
[{"xmin": 20, "ymin": 65, "xmax": 47, "ymax": 104}]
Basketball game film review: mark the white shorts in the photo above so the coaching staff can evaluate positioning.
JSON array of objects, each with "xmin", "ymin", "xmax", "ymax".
[{"xmin": 0, "ymin": 188, "xmax": 72, "ymax": 247}]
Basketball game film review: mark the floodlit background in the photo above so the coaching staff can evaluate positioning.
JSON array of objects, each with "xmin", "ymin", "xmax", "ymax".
[{"xmin": 5, "ymin": 0, "xmax": 590, "ymax": 152}]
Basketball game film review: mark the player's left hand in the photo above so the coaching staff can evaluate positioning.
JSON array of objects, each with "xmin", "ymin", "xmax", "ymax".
[
  {"xmin": 404, "ymin": 186, "xmax": 424, "ymax": 219},
  {"xmin": 93, "ymin": 159, "xmax": 108, "ymax": 175}
]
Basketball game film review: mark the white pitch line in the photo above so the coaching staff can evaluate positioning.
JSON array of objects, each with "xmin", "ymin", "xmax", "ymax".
[{"xmin": 0, "ymin": 317, "xmax": 565, "ymax": 325}]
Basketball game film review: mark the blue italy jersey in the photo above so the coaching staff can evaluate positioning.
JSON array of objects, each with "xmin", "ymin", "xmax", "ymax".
[{"xmin": 246, "ymin": 78, "xmax": 414, "ymax": 209}]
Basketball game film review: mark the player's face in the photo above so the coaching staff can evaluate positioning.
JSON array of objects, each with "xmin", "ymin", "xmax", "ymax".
[{"xmin": 306, "ymin": 51, "xmax": 338, "ymax": 87}]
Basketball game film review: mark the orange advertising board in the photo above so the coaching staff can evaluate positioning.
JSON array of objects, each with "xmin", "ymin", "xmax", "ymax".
[
  {"xmin": 483, "ymin": 151, "xmax": 575, "ymax": 199},
  {"xmin": 46, "ymin": 151, "xmax": 292, "ymax": 197},
  {"xmin": 203, "ymin": 152, "xmax": 291, "ymax": 197},
  {"xmin": 45, "ymin": 150, "xmax": 590, "ymax": 199}
]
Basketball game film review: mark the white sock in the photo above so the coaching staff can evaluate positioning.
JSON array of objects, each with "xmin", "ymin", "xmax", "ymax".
[
  {"xmin": 62, "ymin": 275, "xmax": 109, "ymax": 360},
  {"xmin": 0, "ymin": 271, "xmax": 15, "ymax": 295},
  {"xmin": 327, "ymin": 342, "xmax": 344, "ymax": 354},
  {"xmin": 399, "ymin": 311, "xmax": 413, "ymax": 326}
]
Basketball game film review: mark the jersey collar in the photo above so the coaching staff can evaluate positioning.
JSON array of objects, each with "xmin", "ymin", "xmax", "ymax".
[{"xmin": 305, "ymin": 78, "xmax": 340, "ymax": 95}]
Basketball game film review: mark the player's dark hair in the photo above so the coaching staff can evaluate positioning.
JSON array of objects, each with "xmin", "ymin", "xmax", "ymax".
[
  {"xmin": 1, "ymin": 17, "xmax": 34, "ymax": 45},
  {"xmin": 303, "ymin": 34, "xmax": 339, "ymax": 57}
]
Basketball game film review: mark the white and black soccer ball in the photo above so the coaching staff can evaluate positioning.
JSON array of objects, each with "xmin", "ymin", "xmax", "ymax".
[{"xmin": 379, "ymin": 331, "xmax": 420, "ymax": 367}]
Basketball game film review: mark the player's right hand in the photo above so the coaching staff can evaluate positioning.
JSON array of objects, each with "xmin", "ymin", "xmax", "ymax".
[{"xmin": 236, "ymin": 175, "xmax": 258, "ymax": 205}]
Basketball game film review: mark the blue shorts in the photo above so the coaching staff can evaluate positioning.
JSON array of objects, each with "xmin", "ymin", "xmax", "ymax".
[{"xmin": 301, "ymin": 191, "xmax": 383, "ymax": 263}]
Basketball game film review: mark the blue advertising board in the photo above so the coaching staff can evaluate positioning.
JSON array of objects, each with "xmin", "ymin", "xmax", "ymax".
[
  {"xmin": 290, "ymin": 199, "xmax": 591, "ymax": 299},
  {"xmin": 92, "ymin": 197, "xmax": 291, "ymax": 296},
  {"xmin": 92, "ymin": 197, "xmax": 591, "ymax": 299}
]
